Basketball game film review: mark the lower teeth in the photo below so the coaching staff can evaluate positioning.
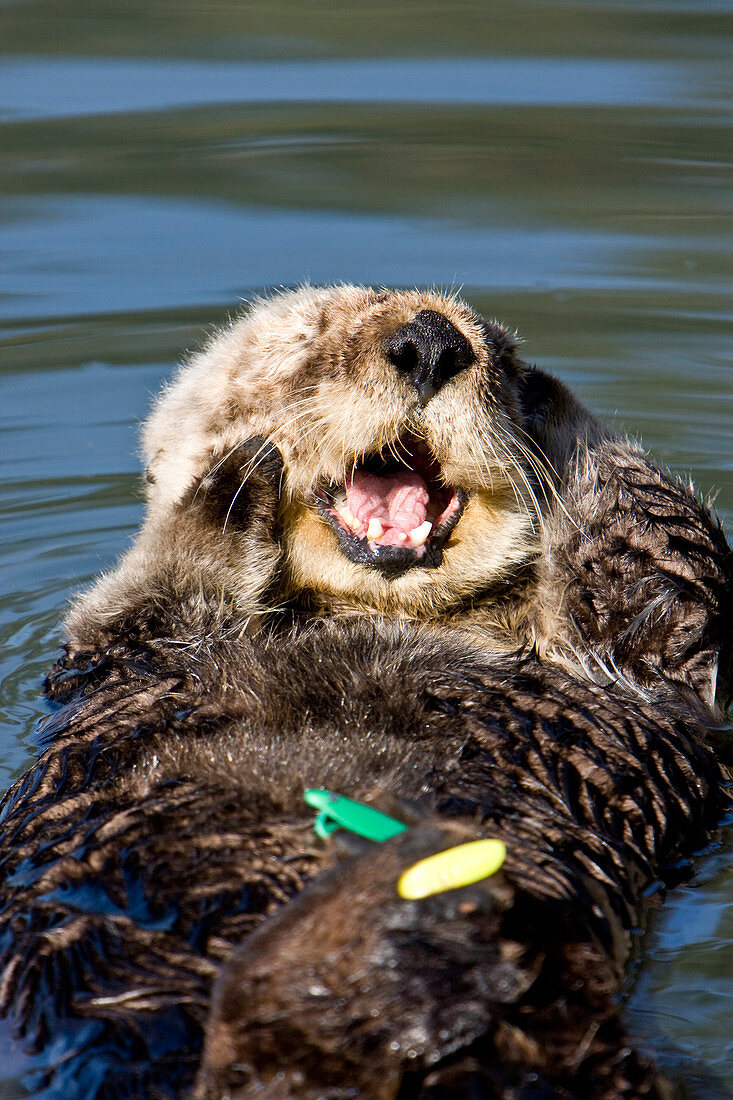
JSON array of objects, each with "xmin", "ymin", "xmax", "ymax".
[
  {"xmin": 330, "ymin": 494, "xmax": 435, "ymax": 549},
  {"xmin": 408, "ymin": 520, "xmax": 433, "ymax": 547}
]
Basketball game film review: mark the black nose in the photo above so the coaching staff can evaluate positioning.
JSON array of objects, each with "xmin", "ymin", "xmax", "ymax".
[{"xmin": 386, "ymin": 309, "xmax": 474, "ymax": 405}]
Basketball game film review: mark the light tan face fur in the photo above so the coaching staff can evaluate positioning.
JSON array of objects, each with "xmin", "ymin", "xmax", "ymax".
[{"xmin": 142, "ymin": 285, "xmax": 555, "ymax": 619}]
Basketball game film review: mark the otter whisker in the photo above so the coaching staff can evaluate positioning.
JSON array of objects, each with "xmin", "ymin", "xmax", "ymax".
[
  {"xmin": 494, "ymin": 427, "xmax": 559, "ymax": 511},
  {"xmin": 489, "ymin": 419, "xmax": 574, "ymax": 537},
  {"xmin": 193, "ymin": 438, "xmax": 252, "ymax": 505},
  {"xmin": 385, "ymin": 437, "xmax": 404, "ymax": 468},
  {"xmin": 470, "ymin": 424, "xmax": 542, "ymax": 532},
  {"xmin": 463, "ymin": 432, "xmax": 498, "ymax": 497},
  {"xmin": 221, "ymin": 477, "xmax": 248, "ymax": 533},
  {"xmin": 494, "ymin": 418, "xmax": 586, "ymax": 536},
  {"xmin": 489, "ymin": 432, "xmax": 546, "ymax": 533},
  {"xmin": 512, "ymin": 421, "xmax": 564, "ymax": 483}
]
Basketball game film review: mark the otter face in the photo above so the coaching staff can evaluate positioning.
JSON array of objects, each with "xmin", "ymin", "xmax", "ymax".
[{"xmin": 142, "ymin": 286, "xmax": 571, "ymax": 619}]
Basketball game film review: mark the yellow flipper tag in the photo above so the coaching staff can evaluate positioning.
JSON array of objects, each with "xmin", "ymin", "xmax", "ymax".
[{"xmin": 397, "ymin": 839, "xmax": 506, "ymax": 900}]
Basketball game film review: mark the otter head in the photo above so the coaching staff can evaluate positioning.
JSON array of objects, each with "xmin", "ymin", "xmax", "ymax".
[
  {"xmin": 138, "ymin": 285, "xmax": 595, "ymax": 623},
  {"xmin": 66, "ymin": 286, "xmax": 601, "ymax": 653}
]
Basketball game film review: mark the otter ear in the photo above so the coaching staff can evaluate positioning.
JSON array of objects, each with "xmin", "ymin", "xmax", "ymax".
[{"xmin": 179, "ymin": 437, "xmax": 284, "ymax": 532}]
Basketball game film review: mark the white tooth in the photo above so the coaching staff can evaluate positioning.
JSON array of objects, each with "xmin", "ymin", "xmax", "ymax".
[
  {"xmin": 408, "ymin": 520, "xmax": 433, "ymax": 547},
  {"xmin": 337, "ymin": 504, "xmax": 358, "ymax": 530},
  {"xmin": 367, "ymin": 518, "xmax": 384, "ymax": 540}
]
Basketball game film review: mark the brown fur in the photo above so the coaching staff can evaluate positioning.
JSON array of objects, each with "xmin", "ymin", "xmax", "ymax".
[
  {"xmin": 0, "ymin": 286, "xmax": 730, "ymax": 1100},
  {"xmin": 67, "ymin": 285, "xmax": 607, "ymax": 638}
]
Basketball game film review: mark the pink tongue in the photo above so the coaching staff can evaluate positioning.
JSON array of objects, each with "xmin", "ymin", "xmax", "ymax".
[{"xmin": 346, "ymin": 469, "xmax": 429, "ymax": 544}]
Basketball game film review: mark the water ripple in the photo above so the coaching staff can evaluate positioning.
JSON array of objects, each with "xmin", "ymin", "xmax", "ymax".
[{"xmin": 1, "ymin": 55, "xmax": 726, "ymax": 121}]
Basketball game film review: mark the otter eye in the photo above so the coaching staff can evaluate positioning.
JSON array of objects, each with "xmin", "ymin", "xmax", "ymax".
[{"xmin": 387, "ymin": 341, "xmax": 419, "ymax": 374}]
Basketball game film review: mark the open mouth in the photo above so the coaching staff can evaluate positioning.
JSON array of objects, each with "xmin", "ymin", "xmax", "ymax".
[{"xmin": 315, "ymin": 435, "xmax": 465, "ymax": 576}]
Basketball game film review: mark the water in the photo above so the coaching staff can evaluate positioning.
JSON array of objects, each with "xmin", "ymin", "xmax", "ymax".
[{"xmin": 1, "ymin": 0, "xmax": 731, "ymax": 1094}]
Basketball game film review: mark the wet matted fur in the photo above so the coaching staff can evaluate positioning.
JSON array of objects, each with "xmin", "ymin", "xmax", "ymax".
[{"xmin": 0, "ymin": 286, "xmax": 731, "ymax": 1099}]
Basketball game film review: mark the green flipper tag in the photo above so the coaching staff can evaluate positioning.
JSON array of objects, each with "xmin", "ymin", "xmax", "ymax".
[{"xmin": 304, "ymin": 789, "xmax": 408, "ymax": 842}]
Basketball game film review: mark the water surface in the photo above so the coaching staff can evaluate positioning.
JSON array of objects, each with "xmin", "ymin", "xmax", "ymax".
[{"xmin": 1, "ymin": 1, "xmax": 731, "ymax": 1094}]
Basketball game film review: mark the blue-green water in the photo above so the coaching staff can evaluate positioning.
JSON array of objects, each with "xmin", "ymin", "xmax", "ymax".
[{"xmin": 0, "ymin": 1, "xmax": 731, "ymax": 1095}]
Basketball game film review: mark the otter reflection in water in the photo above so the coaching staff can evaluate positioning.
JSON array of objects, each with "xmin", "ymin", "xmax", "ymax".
[{"xmin": 0, "ymin": 286, "xmax": 730, "ymax": 1100}]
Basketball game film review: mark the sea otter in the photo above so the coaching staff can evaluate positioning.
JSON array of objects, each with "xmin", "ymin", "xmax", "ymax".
[{"xmin": 0, "ymin": 286, "xmax": 730, "ymax": 1100}]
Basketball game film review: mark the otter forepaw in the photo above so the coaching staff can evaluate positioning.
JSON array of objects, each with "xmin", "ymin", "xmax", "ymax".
[
  {"xmin": 194, "ymin": 822, "xmax": 529, "ymax": 1100},
  {"xmin": 183, "ymin": 437, "xmax": 284, "ymax": 532}
]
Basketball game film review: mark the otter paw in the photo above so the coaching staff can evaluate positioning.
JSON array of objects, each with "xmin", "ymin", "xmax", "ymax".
[{"xmin": 195, "ymin": 822, "xmax": 533, "ymax": 1100}]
